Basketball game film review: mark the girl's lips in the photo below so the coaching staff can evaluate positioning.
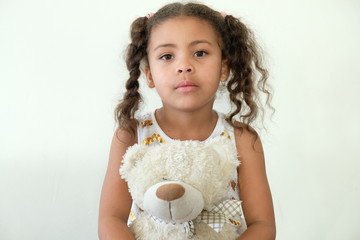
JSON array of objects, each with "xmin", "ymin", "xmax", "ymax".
[{"xmin": 175, "ymin": 81, "xmax": 198, "ymax": 92}]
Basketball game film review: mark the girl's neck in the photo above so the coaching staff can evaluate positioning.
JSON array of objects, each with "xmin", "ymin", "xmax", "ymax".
[{"xmin": 154, "ymin": 107, "xmax": 218, "ymax": 141}]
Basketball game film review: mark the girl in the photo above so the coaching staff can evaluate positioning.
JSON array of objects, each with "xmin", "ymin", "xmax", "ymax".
[{"xmin": 99, "ymin": 2, "xmax": 275, "ymax": 240}]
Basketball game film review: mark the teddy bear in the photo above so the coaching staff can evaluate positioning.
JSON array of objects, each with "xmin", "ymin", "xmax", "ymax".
[{"xmin": 120, "ymin": 135, "xmax": 245, "ymax": 239}]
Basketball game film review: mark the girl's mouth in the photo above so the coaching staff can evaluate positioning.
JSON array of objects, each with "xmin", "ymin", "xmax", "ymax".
[{"xmin": 175, "ymin": 81, "xmax": 198, "ymax": 92}]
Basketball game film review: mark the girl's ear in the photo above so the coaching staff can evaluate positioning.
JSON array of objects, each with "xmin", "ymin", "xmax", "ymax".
[
  {"xmin": 144, "ymin": 67, "xmax": 155, "ymax": 88},
  {"xmin": 220, "ymin": 59, "xmax": 230, "ymax": 82}
]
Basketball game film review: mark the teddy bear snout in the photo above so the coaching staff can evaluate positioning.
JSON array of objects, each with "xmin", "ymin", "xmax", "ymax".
[{"xmin": 156, "ymin": 183, "xmax": 185, "ymax": 201}]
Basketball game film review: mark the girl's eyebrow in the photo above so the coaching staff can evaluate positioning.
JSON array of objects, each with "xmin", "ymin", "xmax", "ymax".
[
  {"xmin": 153, "ymin": 43, "xmax": 176, "ymax": 51},
  {"xmin": 190, "ymin": 40, "xmax": 213, "ymax": 47},
  {"xmin": 153, "ymin": 40, "xmax": 213, "ymax": 52}
]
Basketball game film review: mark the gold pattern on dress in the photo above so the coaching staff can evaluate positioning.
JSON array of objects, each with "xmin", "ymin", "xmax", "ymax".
[
  {"xmin": 142, "ymin": 133, "xmax": 166, "ymax": 145},
  {"xmin": 230, "ymin": 180, "xmax": 237, "ymax": 191},
  {"xmin": 141, "ymin": 119, "xmax": 153, "ymax": 128},
  {"xmin": 229, "ymin": 218, "xmax": 242, "ymax": 227},
  {"xmin": 129, "ymin": 210, "xmax": 136, "ymax": 221},
  {"xmin": 220, "ymin": 130, "xmax": 231, "ymax": 139}
]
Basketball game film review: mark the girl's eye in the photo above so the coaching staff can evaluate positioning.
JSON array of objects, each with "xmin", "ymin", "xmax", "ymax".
[
  {"xmin": 160, "ymin": 54, "xmax": 173, "ymax": 60},
  {"xmin": 194, "ymin": 50, "xmax": 207, "ymax": 57}
]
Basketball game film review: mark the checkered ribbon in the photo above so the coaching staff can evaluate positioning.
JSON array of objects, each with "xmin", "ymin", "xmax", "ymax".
[
  {"xmin": 150, "ymin": 200, "xmax": 243, "ymax": 238},
  {"xmin": 195, "ymin": 199, "xmax": 243, "ymax": 232}
]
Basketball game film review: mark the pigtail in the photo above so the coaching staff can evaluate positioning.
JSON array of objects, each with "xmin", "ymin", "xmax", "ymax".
[
  {"xmin": 223, "ymin": 15, "xmax": 272, "ymax": 131},
  {"xmin": 114, "ymin": 17, "xmax": 148, "ymax": 136}
]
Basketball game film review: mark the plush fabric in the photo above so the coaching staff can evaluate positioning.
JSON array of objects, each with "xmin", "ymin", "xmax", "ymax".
[{"xmin": 120, "ymin": 135, "xmax": 242, "ymax": 239}]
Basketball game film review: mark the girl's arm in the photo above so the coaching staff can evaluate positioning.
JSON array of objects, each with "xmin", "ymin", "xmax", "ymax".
[
  {"xmin": 98, "ymin": 128, "xmax": 136, "ymax": 240},
  {"xmin": 234, "ymin": 125, "xmax": 276, "ymax": 240}
]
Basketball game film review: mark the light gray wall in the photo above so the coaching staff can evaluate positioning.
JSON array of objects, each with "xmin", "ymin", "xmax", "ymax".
[{"xmin": 1, "ymin": 0, "xmax": 359, "ymax": 239}]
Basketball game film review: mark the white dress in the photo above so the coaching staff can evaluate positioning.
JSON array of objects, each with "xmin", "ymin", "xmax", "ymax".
[{"xmin": 126, "ymin": 111, "xmax": 247, "ymax": 234}]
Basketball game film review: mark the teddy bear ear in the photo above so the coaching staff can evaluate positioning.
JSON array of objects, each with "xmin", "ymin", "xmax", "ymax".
[{"xmin": 119, "ymin": 144, "xmax": 146, "ymax": 180}]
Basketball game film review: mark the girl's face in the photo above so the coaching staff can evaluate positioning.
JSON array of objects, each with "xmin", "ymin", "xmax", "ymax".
[{"xmin": 145, "ymin": 16, "xmax": 229, "ymax": 113}]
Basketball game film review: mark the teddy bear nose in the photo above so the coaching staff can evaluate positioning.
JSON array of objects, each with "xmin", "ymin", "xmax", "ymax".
[{"xmin": 156, "ymin": 183, "xmax": 185, "ymax": 201}]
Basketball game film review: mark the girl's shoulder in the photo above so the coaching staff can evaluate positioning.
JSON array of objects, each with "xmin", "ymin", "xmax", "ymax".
[
  {"xmin": 231, "ymin": 121, "xmax": 264, "ymax": 157},
  {"xmin": 232, "ymin": 121, "xmax": 259, "ymax": 140},
  {"xmin": 114, "ymin": 118, "xmax": 138, "ymax": 145}
]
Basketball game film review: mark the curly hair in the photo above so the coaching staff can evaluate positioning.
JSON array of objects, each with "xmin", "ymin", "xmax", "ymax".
[{"xmin": 115, "ymin": 2, "xmax": 272, "ymax": 136}]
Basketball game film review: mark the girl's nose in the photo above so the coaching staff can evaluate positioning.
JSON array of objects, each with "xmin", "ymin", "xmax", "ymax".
[
  {"xmin": 177, "ymin": 66, "xmax": 193, "ymax": 73},
  {"xmin": 177, "ymin": 59, "xmax": 193, "ymax": 74}
]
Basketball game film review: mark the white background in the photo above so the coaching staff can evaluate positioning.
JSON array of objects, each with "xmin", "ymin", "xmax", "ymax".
[{"xmin": 1, "ymin": 0, "xmax": 359, "ymax": 239}]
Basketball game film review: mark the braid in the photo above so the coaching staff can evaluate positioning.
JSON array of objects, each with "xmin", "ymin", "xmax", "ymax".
[
  {"xmin": 223, "ymin": 15, "xmax": 272, "ymax": 131},
  {"xmin": 114, "ymin": 17, "xmax": 148, "ymax": 136}
]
